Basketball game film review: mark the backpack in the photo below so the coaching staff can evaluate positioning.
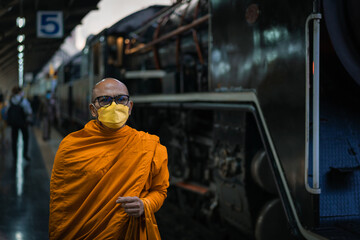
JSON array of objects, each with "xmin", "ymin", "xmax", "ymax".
[
  {"xmin": 0, "ymin": 103, "xmax": 6, "ymax": 121},
  {"xmin": 7, "ymin": 99, "xmax": 27, "ymax": 127}
]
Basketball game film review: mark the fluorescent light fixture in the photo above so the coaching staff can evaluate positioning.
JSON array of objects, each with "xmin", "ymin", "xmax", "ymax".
[
  {"xmin": 16, "ymin": 17, "xmax": 26, "ymax": 28},
  {"xmin": 18, "ymin": 45, "xmax": 25, "ymax": 52},
  {"xmin": 17, "ymin": 34, "xmax": 25, "ymax": 43}
]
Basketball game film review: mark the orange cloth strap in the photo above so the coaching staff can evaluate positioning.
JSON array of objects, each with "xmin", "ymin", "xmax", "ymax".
[
  {"xmin": 124, "ymin": 199, "xmax": 161, "ymax": 240},
  {"xmin": 143, "ymin": 198, "xmax": 161, "ymax": 240}
]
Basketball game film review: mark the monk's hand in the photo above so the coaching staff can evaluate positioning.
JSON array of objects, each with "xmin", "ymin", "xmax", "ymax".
[{"xmin": 116, "ymin": 196, "xmax": 144, "ymax": 217}]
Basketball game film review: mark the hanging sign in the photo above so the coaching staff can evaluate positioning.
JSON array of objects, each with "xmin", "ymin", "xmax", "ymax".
[{"xmin": 37, "ymin": 11, "xmax": 63, "ymax": 38}]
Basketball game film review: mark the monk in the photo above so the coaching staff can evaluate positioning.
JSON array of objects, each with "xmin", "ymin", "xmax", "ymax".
[{"xmin": 49, "ymin": 78, "xmax": 169, "ymax": 239}]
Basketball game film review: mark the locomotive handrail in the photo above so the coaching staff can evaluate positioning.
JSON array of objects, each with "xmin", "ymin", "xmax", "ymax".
[
  {"xmin": 131, "ymin": 91, "xmax": 255, "ymax": 103},
  {"xmin": 305, "ymin": 13, "xmax": 322, "ymax": 195},
  {"xmin": 125, "ymin": 70, "xmax": 166, "ymax": 79}
]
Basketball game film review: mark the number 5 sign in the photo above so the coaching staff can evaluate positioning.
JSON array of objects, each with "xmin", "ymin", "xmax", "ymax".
[{"xmin": 37, "ymin": 11, "xmax": 63, "ymax": 38}]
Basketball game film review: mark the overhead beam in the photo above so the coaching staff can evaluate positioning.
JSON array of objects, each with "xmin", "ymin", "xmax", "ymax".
[
  {"xmin": 63, "ymin": 5, "xmax": 98, "ymax": 18},
  {"xmin": 26, "ymin": 40, "xmax": 63, "ymax": 51},
  {"xmin": 0, "ymin": 56, "xmax": 17, "ymax": 71},
  {"xmin": 0, "ymin": 13, "xmax": 17, "ymax": 22},
  {"xmin": 1, "ymin": 64, "xmax": 17, "ymax": 75},
  {"xmin": 0, "ymin": 0, "xmax": 19, "ymax": 17},
  {"xmin": 0, "ymin": 27, "xmax": 17, "ymax": 42},
  {"xmin": 0, "ymin": 42, "xmax": 18, "ymax": 64},
  {"xmin": 0, "ymin": 39, "xmax": 17, "ymax": 55},
  {"xmin": 0, "ymin": 49, "xmax": 18, "ymax": 66}
]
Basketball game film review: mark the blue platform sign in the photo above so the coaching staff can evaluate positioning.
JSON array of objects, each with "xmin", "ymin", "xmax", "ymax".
[{"xmin": 37, "ymin": 11, "xmax": 63, "ymax": 38}]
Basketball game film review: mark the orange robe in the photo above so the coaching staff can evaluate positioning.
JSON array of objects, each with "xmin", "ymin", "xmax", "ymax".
[{"xmin": 49, "ymin": 120, "xmax": 169, "ymax": 239}]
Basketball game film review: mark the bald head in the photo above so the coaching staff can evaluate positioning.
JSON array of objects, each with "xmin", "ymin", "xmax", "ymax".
[
  {"xmin": 92, "ymin": 78, "xmax": 129, "ymax": 102},
  {"xmin": 89, "ymin": 78, "xmax": 133, "ymax": 121}
]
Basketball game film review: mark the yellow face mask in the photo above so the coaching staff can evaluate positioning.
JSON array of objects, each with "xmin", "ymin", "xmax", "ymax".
[{"xmin": 97, "ymin": 102, "xmax": 129, "ymax": 129}]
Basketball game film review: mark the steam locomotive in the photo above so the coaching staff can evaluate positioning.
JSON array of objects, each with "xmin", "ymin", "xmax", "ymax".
[{"xmin": 32, "ymin": 0, "xmax": 360, "ymax": 239}]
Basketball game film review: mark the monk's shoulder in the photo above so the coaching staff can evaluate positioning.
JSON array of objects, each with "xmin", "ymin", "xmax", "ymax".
[
  {"xmin": 133, "ymin": 131, "xmax": 168, "ymax": 169},
  {"xmin": 58, "ymin": 128, "xmax": 88, "ymax": 151},
  {"xmin": 137, "ymin": 130, "xmax": 160, "ymax": 143},
  {"xmin": 128, "ymin": 128, "xmax": 161, "ymax": 149}
]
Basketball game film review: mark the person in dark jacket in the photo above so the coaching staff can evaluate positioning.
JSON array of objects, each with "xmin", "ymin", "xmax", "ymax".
[
  {"xmin": 7, "ymin": 86, "xmax": 32, "ymax": 161},
  {"xmin": 38, "ymin": 91, "xmax": 57, "ymax": 141},
  {"xmin": 0, "ymin": 93, "xmax": 7, "ymax": 146}
]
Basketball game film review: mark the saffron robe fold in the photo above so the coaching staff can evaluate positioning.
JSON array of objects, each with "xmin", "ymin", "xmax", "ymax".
[{"xmin": 49, "ymin": 120, "xmax": 169, "ymax": 239}]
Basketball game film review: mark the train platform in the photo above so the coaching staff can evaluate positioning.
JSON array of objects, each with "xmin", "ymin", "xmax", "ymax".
[
  {"xmin": 0, "ymin": 124, "xmax": 242, "ymax": 240},
  {"xmin": 0, "ymin": 125, "xmax": 61, "ymax": 239}
]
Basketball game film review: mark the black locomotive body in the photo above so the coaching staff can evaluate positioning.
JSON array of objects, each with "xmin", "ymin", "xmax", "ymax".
[{"xmin": 46, "ymin": 0, "xmax": 360, "ymax": 239}]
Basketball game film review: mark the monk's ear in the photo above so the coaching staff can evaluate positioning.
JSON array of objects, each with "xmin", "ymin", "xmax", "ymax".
[
  {"xmin": 128, "ymin": 101, "xmax": 133, "ymax": 116},
  {"xmin": 89, "ymin": 103, "xmax": 98, "ymax": 118}
]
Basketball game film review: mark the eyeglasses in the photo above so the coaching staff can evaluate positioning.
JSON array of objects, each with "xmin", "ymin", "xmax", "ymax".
[{"xmin": 94, "ymin": 95, "xmax": 130, "ymax": 107}]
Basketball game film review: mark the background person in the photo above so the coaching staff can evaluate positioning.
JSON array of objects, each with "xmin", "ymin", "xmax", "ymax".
[
  {"xmin": 30, "ymin": 94, "xmax": 41, "ymax": 127},
  {"xmin": 6, "ymin": 86, "xmax": 32, "ymax": 161},
  {"xmin": 0, "ymin": 93, "xmax": 7, "ymax": 146},
  {"xmin": 38, "ymin": 91, "xmax": 56, "ymax": 140}
]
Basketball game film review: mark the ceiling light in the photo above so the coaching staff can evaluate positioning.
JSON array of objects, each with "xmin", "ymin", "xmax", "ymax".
[
  {"xmin": 17, "ymin": 34, "xmax": 25, "ymax": 43},
  {"xmin": 18, "ymin": 45, "xmax": 25, "ymax": 52},
  {"xmin": 18, "ymin": 52, "xmax": 24, "ymax": 59},
  {"xmin": 16, "ymin": 17, "xmax": 26, "ymax": 28}
]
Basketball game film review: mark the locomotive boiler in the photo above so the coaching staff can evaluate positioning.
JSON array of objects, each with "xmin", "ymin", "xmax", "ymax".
[{"xmin": 49, "ymin": 0, "xmax": 360, "ymax": 239}]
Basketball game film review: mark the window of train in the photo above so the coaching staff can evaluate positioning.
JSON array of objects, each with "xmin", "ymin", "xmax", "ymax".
[
  {"xmin": 70, "ymin": 55, "xmax": 82, "ymax": 82},
  {"xmin": 107, "ymin": 36, "xmax": 124, "ymax": 67},
  {"xmin": 64, "ymin": 64, "xmax": 71, "ymax": 83},
  {"xmin": 81, "ymin": 47, "xmax": 90, "ymax": 77},
  {"xmin": 92, "ymin": 42, "xmax": 101, "ymax": 75}
]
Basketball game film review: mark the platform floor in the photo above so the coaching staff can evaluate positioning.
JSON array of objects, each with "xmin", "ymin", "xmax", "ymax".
[{"xmin": 0, "ymin": 125, "xmax": 60, "ymax": 240}]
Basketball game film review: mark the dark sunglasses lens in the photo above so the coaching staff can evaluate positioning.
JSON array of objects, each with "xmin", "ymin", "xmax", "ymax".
[
  {"xmin": 98, "ymin": 96, "xmax": 112, "ymax": 106},
  {"xmin": 115, "ymin": 95, "xmax": 128, "ymax": 104}
]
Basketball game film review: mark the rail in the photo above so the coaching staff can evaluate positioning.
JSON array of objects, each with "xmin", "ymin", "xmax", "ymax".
[{"xmin": 305, "ymin": 13, "xmax": 322, "ymax": 195}]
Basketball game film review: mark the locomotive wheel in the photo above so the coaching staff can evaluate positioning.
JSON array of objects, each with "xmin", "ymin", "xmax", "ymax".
[
  {"xmin": 250, "ymin": 150, "xmax": 277, "ymax": 194},
  {"xmin": 255, "ymin": 198, "xmax": 293, "ymax": 240}
]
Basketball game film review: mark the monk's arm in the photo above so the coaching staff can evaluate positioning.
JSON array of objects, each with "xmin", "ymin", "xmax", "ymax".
[{"xmin": 144, "ymin": 143, "xmax": 169, "ymax": 213}]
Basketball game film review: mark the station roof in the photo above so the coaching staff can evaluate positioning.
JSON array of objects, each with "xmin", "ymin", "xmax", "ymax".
[{"xmin": 0, "ymin": 0, "xmax": 101, "ymax": 94}]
